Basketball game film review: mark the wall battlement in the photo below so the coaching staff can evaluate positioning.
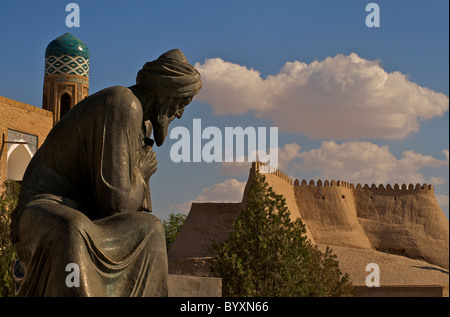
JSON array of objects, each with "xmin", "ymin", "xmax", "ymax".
[
  {"xmin": 168, "ymin": 162, "xmax": 449, "ymax": 278},
  {"xmin": 252, "ymin": 161, "xmax": 435, "ymax": 195},
  {"xmin": 293, "ymin": 178, "xmax": 435, "ymax": 193},
  {"xmin": 253, "ymin": 161, "xmax": 293, "ymax": 185},
  {"xmin": 249, "ymin": 161, "xmax": 448, "ymax": 269},
  {"xmin": 168, "ymin": 160, "xmax": 449, "ymax": 280}
]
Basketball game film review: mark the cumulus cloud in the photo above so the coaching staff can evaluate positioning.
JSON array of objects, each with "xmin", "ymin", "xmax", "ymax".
[
  {"xmin": 221, "ymin": 161, "xmax": 252, "ymax": 176},
  {"xmin": 436, "ymin": 194, "xmax": 450, "ymax": 207},
  {"xmin": 195, "ymin": 53, "xmax": 449, "ymax": 140},
  {"xmin": 297, "ymin": 141, "xmax": 449, "ymax": 186},
  {"xmin": 428, "ymin": 176, "xmax": 447, "ymax": 186},
  {"xmin": 170, "ymin": 179, "xmax": 246, "ymax": 213},
  {"xmin": 443, "ymin": 149, "xmax": 449, "ymax": 162},
  {"xmin": 219, "ymin": 140, "xmax": 447, "ymax": 197},
  {"xmin": 277, "ymin": 143, "xmax": 302, "ymax": 170},
  {"xmin": 171, "ymin": 142, "xmax": 448, "ymax": 214},
  {"xmin": 220, "ymin": 141, "xmax": 448, "ymax": 187},
  {"xmin": 221, "ymin": 142, "xmax": 302, "ymax": 175}
]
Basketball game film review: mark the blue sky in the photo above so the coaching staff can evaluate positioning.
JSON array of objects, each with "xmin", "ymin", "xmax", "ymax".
[{"xmin": 1, "ymin": 0, "xmax": 448, "ymax": 219}]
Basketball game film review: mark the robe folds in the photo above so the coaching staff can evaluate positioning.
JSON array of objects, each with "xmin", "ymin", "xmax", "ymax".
[{"xmin": 10, "ymin": 86, "xmax": 168, "ymax": 297}]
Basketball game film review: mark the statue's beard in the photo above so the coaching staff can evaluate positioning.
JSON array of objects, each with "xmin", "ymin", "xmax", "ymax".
[{"xmin": 152, "ymin": 114, "xmax": 171, "ymax": 147}]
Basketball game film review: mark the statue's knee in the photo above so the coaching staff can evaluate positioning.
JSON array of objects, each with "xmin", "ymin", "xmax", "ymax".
[
  {"xmin": 16, "ymin": 204, "xmax": 88, "ymax": 246},
  {"xmin": 144, "ymin": 213, "xmax": 164, "ymax": 235},
  {"xmin": 49, "ymin": 210, "xmax": 89, "ymax": 244},
  {"xmin": 134, "ymin": 213, "xmax": 165, "ymax": 244},
  {"xmin": 60, "ymin": 214, "xmax": 84, "ymax": 231},
  {"xmin": 151, "ymin": 215, "xmax": 164, "ymax": 233}
]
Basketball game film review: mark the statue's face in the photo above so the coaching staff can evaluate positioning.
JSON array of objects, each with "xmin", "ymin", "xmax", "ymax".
[{"xmin": 149, "ymin": 96, "xmax": 192, "ymax": 147}]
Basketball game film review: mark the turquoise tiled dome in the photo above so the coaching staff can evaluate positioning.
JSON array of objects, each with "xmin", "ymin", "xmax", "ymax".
[
  {"xmin": 44, "ymin": 33, "xmax": 90, "ymax": 78},
  {"xmin": 45, "ymin": 33, "xmax": 89, "ymax": 59}
]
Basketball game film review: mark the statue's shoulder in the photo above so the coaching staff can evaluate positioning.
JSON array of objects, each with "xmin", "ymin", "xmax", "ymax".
[
  {"xmin": 94, "ymin": 86, "xmax": 142, "ymax": 117},
  {"xmin": 100, "ymin": 86, "xmax": 138, "ymax": 103}
]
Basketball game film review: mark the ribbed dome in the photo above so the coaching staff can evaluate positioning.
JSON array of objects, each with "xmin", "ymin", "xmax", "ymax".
[{"xmin": 45, "ymin": 33, "xmax": 89, "ymax": 59}]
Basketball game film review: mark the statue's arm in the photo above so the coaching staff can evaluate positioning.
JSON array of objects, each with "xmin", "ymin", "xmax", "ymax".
[
  {"xmin": 93, "ymin": 90, "xmax": 148, "ymax": 216},
  {"xmin": 136, "ymin": 143, "xmax": 157, "ymax": 211}
]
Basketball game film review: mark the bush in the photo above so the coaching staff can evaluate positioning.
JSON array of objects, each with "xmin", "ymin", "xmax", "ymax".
[
  {"xmin": 163, "ymin": 212, "xmax": 187, "ymax": 251},
  {"xmin": 0, "ymin": 180, "xmax": 20, "ymax": 297},
  {"xmin": 210, "ymin": 171, "xmax": 352, "ymax": 297}
]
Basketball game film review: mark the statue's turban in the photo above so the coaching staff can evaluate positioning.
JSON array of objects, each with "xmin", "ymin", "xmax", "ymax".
[{"xmin": 136, "ymin": 49, "xmax": 202, "ymax": 98}]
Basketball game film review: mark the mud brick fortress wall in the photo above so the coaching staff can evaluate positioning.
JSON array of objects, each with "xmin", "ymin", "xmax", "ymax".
[
  {"xmin": 169, "ymin": 161, "xmax": 449, "ymax": 286},
  {"xmin": 250, "ymin": 161, "xmax": 449, "ymax": 269},
  {"xmin": 293, "ymin": 175, "xmax": 448, "ymax": 270},
  {"xmin": 0, "ymin": 96, "xmax": 53, "ymax": 190}
]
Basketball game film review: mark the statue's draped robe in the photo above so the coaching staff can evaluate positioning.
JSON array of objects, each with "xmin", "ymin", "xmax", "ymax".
[{"xmin": 10, "ymin": 86, "xmax": 168, "ymax": 296}]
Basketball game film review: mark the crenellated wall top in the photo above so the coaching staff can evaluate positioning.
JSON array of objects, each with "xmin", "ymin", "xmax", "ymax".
[
  {"xmin": 293, "ymin": 178, "xmax": 434, "ymax": 192},
  {"xmin": 251, "ymin": 161, "xmax": 436, "ymax": 192},
  {"xmin": 252, "ymin": 161, "xmax": 293, "ymax": 185}
]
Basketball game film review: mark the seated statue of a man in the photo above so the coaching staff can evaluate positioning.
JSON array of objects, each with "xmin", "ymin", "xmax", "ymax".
[{"xmin": 9, "ymin": 49, "xmax": 201, "ymax": 297}]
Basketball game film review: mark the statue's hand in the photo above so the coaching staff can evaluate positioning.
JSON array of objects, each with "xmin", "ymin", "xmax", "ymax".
[{"xmin": 137, "ymin": 145, "xmax": 157, "ymax": 182}]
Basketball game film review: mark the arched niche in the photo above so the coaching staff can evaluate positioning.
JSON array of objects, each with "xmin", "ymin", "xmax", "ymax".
[
  {"xmin": 60, "ymin": 93, "xmax": 71, "ymax": 119},
  {"xmin": 7, "ymin": 142, "xmax": 33, "ymax": 181}
]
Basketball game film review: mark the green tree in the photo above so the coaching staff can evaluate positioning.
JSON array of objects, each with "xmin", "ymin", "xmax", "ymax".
[
  {"xmin": 210, "ymin": 171, "xmax": 353, "ymax": 297},
  {"xmin": 0, "ymin": 180, "xmax": 20, "ymax": 297},
  {"xmin": 163, "ymin": 212, "xmax": 187, "ymax": 251}
]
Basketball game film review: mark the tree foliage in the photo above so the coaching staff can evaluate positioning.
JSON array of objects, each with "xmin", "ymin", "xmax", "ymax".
[
  {"xmin": 210, "ymin": 172, "xmax": 353, "ymax": 297},
  {"xmin": 163, "ymin": 212, "xmax": 187, "ymax": 251},
  {"xmin": 0, "ymin": 181, "xmax": 20, "ymax": 297}
]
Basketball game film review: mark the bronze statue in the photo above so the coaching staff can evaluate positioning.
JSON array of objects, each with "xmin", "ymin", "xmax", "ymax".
[{"xmin": 10, "ymin": 49, "xmax": 201, "ymax": 296}]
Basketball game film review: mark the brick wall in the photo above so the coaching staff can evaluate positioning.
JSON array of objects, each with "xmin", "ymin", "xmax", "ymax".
[{"xmin": 0, "ymin": 96, "xmax": 53, "ymax": 190}]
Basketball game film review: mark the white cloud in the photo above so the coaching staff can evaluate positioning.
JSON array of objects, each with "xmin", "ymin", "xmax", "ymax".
[
  {"xmin": 195, "ymin": 178, "xmax": 246, "ymax": 201},
  {"xmin": 278, "ymin": 143, "xmax": 302, "ymax": 171},
  {"xmin": 195, "ymin": 53, "xmax": 449, "ymax": 140},
  {"xmin": 221, "ymin": 161, "xmax": 252, "ymax": 175},
  {"xmin": 443, "ymin": 149, "xmax": 449, "ymax": 162},
  {"xmin": 170, "ymin": 142, "xmax": 448, "ymax": 214},
  {"xmin": 436, "ymin": 194, "xmax": 449, "ymax": 207},
  {"xmin": 170, "ymin": 179, "xmax": 246, "ymax": 213},
  {"xmin": 221, "ymin": 142, "xmax": 302, "ymax": 175},
  {"xmin": 297, "ymin": 141, "xmax": 449, "ymax": 186},
  {"xmin": 428, "ymin": 176, "xmax": 447, "ymax": 186},
  {"xmin": 194, "ymin": 58, "xmax": 271, "ymax": 115},
  {"xmin": 169, "ymin": 200, "xmax": 193, "ymax": 214},
  {"xmin": 218, "ymin": 140, "xmax": 448, "ymax": 191}
]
